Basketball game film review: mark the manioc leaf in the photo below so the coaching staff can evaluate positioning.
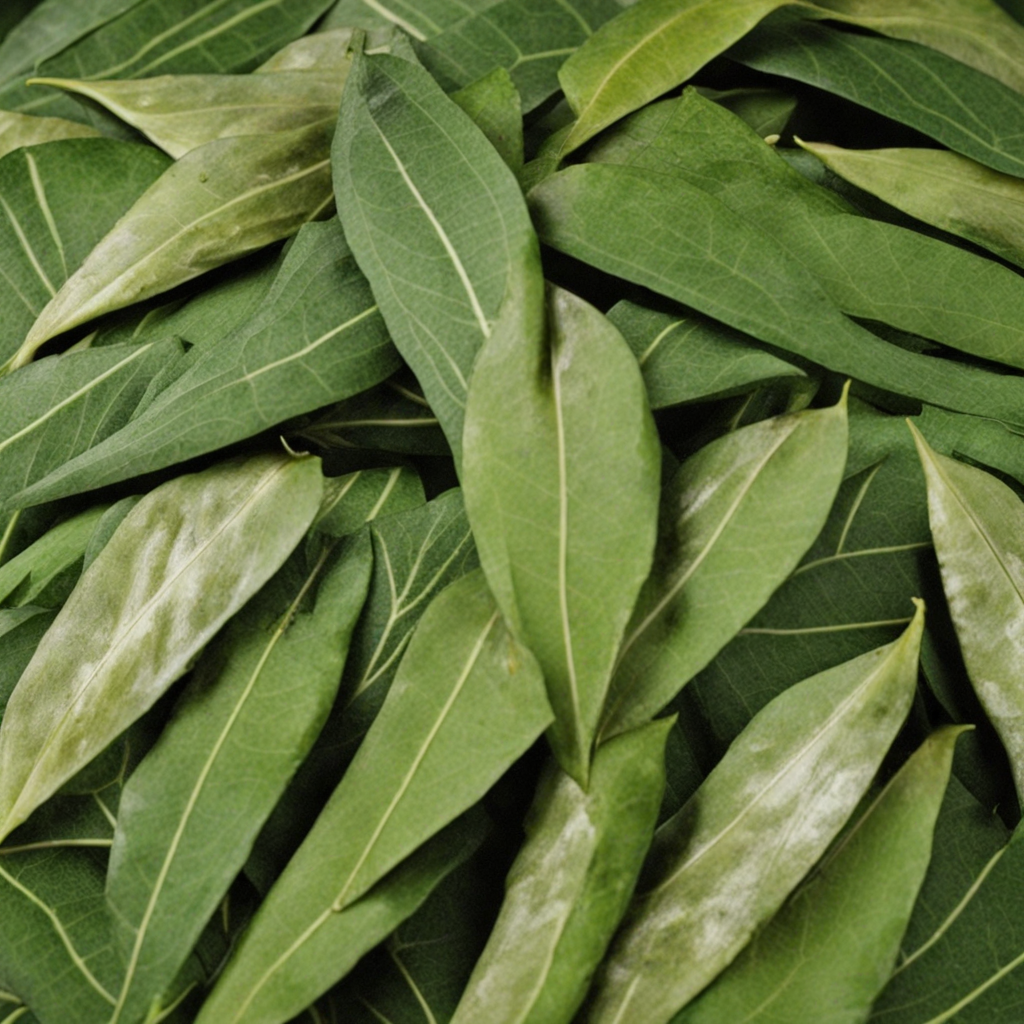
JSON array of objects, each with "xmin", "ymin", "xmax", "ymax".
[
  {"xmin": 451, "ymin": 67, "xmax": 524, "ymax": 173},
  {"xmin": 451, "ymin": 720, "xmax": 672, "ymax": 1024},
  {"xmin": 105, "ymin": 531, "xmax": 373, "ymax": 1024},
  {"xmin": 13, "ymin": 122, "xmax": 335, "ymax": 367},
  {"xmin": 333, "ymin": 47, "xmax": 539, "ymax": 468},
  {"xmin": 194, "ymin": 571, "xmax": 550, "ymax": 1023},
  {"xmin": 586, "ymin": 607, "xmax": 924, "ymax": 1024},
  {"xmin": 0, "ymin": 453, "xmax": 323, "ymax": 841},
  {"xmin": 10, "ymin": 219, "xmax": 399, "ymax": 507},
  {"xmin": 600, "ymin": 395, "xmax": 848, "ymax": 739},
  {"xmin": 911, "ymin": 424, "xmax": 1024, "ymax": 803},
  {"xmin": 0, "ymin": 111, "xmax": 99, "ymax": 161},
  {"xmin": 464, "ymin": 283, "xmax": 660, "ymax": 783},
  {"xmin": 799, "ymin": 141, "xmax": 1024, "ymax": 270},
  {"xmin": 675, "ymin": 726, "xmax": 963, "ymax": 1023}
]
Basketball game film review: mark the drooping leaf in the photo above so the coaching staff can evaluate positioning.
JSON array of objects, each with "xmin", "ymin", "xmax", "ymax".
[
  {"xmin": 0, "ymin": 111, "xmax": 99, "ymax": 161},
  {"xmin": 333, "ymin": 47, "xmax": 540, "ymax": 468},
  {"xmin": 451, "ymin": 719, "xmax": 672, "ymax": 1024},
  {"xmin": 675, "ymin": 726, "xmax": 963, "ymax": 1024},
  {"xmin": 9, "ymin": 219, "xmax": 398, "ymax": 507},
  {"xmin": 606, "ymin": 299, "xmax": 805, "ymax": 410},
  {"xmin": 529, "ymin": 161, "xmax": 1024, "ymax": 427},
  {"xmin": 600, "ymin": 395, "xmax": 848, "ymax": 739},
  {"xmin": 105, "ymin": 530, "xmax": 373, "ymax": 1024},
  {"xmin": 0, "ymin": 452, "xmax": 323, "ymax": 842},
  {"xmin": 586, "ymin": 607, "xmax": 924, "ymax": 1024},
  {"xmin": 195, "ymin": 571, "xmax": 551, "ymax": 1023},
  {"xmin": 451, "ymin": 67, "xmax": 524, "ymax": 173},
  {"xmin": 799, "ymin": 141, "xmax": 1024, "ymax": 270},
  {"xmin": 910, "ymin": 424, "xmax": 1024, "ymax": 803},
  {"xmin": 464, "ymin": 283, "xmax": 660, "ymax": 783}
]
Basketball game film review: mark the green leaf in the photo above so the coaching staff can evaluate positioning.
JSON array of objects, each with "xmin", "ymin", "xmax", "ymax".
[
  {"xmin": 195, "ymin": 571, "xmax": 551, "ymax": 1023},
  {"xmin": 464, "ymin": 283, "xmax": 660, "ymax": 783},
  {"xmin": 418, "ymin": 0, "xmax": 621, "ymax": 113},
  {"xmin": 732, "ymin": 15, "xmax": 1024, "ymax": 179},
  {"xmin": 606, "ymin": 299, "xmax": 805, "ymax": 410},
  {"xmin": 799, "ymin": 141, "xmax": 1024, "ymax": 270},
  {"xmin": 321, "ymin": 0, "xmax": 498, "ymax": 38},
  {"xmin": 910, "ymin": 424, "xmax": 1024, "ymax": 804},
  {"xmin": 0, "ymin": 341, "xmax": 183, "ymax": 509},
  {"xmin": 314, "ymin": 466, "xmax": 425, "ymax": 538},
  {"xmin": 105, "ymin": 531, "xmax": 373, "ymax": 1024},
  {"xmin": 0, "ymin": 608, "xmax": 53, "ymax": 719},
  {"xmin": 0, "ymin": 452, "xmax": 323, "ymax": 842},
  {"xmin": 9, "ymin": 219, "xmax": 398, "ymax": 507},
  {"xmin": 333, "ymin": 48, "xmax": 539, "ymax": 468},
  {"xmin": 451, "ymin": 719, "xmax": 672, "ymax": 1024},
  {"xmin": 0, "ymin": 111, "xmax": 99, "ymax": 161},
  {"xmin": 0, "ymin": 137, "xmax": 169, "ymax": 367},
  {"xmin": 13, "ymin": 122, "xmax": 336, "ymax": 367},
  {"xmin": 697, "ymin": 85, "xmax": 796, "ymax": 137},
  {"xmin": 586, "ymin": 607, "xmax": 924, "ymax": 1024},
  {"xmin": 451, "ymin": 67, "xmax": 524, "ymax": 173},
  {"xmin": 675, "ymin": 726, "xmax": 963, "ymax": 1024},
  {"xmin": 587, "ymin": 89, "xmax": 1024, "ymax": 373},
  {"xmin": 601, "ymin": 396, "xmax": 849, "ymax": 739},
  {"xmin": 529, "ymin": 161, "xmax": 1024, "ymax": 427}
]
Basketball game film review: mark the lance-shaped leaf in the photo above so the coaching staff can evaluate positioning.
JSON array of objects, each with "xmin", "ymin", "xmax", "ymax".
[
  {"xmin": 732, "ymin": 15, "xmax": 1024, "ymax": 179},
  {"xmin": 601, "ymin": 395, "xmax": 848, "ymax": 739},
  {"xmin": 464, "ymin": 284, "xmax": 660, "ymax": 783},
  {"xmin": 451, "ymin": 719, "xmax": 672, "ymax": 1024},
  {"xmin": 606, "ymin": 299, "xmax": 805, "ymax": 410},
  {"xmin": 13, "ymin": 120, "xmax": 336, "ymax": 369},
  {"xmin": 0, "ymin": 341, "xmax": 182, "ymax": 510},
  {"xmin": 529, "ymin": 162, "xmax": 1024, "ymax": 428},
  {"xmin": 586, "ymin": 607, "xmax": 924, "ymax": 1024},
  {"xmin": 10, "ymin": 220, "xmax": 399, "ymax": 507},
  {"xmin": 333, "ymin": 48, "xmax": 540, "ymax": 468},
  {"xmin": 451, "ymin": 67, "xmax": 524, "ymax": 173},
  {"xmin": 910, "ymin": 424, "xmax": 1024, "ymax": 803},
  {"xmin": 105, "ymin": 531, "xmax": 373, "ymax": 1024},
  {"xmin": 195, "ymin": 571, "xmax": 550, "ymax": 1023},
  {"xmin": 799, "ymin": 141, "xmax": 1024, "ymax": 270},
  {"xmin": 419, "ymin": 0, "xmax": 620, "ymax": 114},
  {"xmin": 0, "ymin": 137, "xmax": 169, "ymax": 368},
  {"xmin": 676, "ymin": 726, "xmax": 963, "ymax": 1024},
  {"xmin": 0, "ymin": 111, "xmax": 99, "ymax": 160},
  {"xmin": 0, "ymin": 453, "xmax": 323, "ymax": 842}
]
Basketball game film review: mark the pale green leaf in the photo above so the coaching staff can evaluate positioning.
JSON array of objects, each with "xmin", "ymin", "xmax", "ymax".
[
  {"xmin": 195, "ymin": 571, "xmax": 550, "ymax": 1023},
  {"xmin": 0, "ymin": 111, "xmax": 99, "ymax": 161},
  {"xmin": 464, "ymin": 284, "xmax": 660, "ymax": 783},
  {"xmin": 601, "ymin": 396, "xmax": 848, "ymax": 739},
  {"xmin": 587, "ymin": 607, "xmax": 924, "ymax": 1024},
  {"xmin": 0, "ymin": 452, "xmax": 323, "ymax": 841}
]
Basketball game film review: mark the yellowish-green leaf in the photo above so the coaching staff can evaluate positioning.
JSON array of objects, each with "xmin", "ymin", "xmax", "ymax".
[
  {"xmin": 0, "ymin": 453, "xmax": 323, "ymax": 842},
  {"xmin": 0, "ymin": 111, "xmax": 99, "ymax": 161}
]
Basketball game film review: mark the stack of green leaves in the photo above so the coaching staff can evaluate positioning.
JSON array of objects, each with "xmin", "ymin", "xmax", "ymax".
[{"xmin": 1, "ymin": 0, "xmax": 1024, "ymax": 1021}]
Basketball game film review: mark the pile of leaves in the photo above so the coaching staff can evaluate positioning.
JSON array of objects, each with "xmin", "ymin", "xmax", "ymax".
[{"xmin": 3, "ymin": 0, "xmax": 1024, "ymax": 1020}]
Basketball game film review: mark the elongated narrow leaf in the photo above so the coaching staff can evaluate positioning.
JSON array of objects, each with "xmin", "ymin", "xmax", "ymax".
[
  {"xmin": 0, "ymin": 341, "xmax": 182, "ymax": 509},
  {"xmin": 11, "ymin": 220, "xmax": 399, "ymax": 507},
  {"xmin": 464, "ymin": 284, "xmax": 660, "ymax": 783},
  {"xmin": 105, "ymin": 531, "xmax": 373, "ymax": 1024},
  {"xmin": 732, "ymin": 15, "xmax": 1024, "ymax": 178},
  {"xmin": 15, "ymin": 122, "xmax": 335, "ymax": 366},
  {"xmin": 676, "ymin": 726, "xmax": 963, "ymax": 1023},
  {"xmin": 529, "ymin": 161, "xmax": 1024, "ymax": 427},
  {"xmin": 800, "ymin": 141, "xmax": 1024, "ymax": 270},
  {"xmin": 0, "ymin": 608, "xmax": 52, "ymax": 719},
  {"xmin": 589, "ymin": 90, "xmax": 1024, "ymax": 371},
  {"xmin": 607, "ymin": 299, "xmax": 805, "ymax": 410},
  {"xmin": 452, "ymin": 719, "xmax": 671, "ymax": 1024},
  {"xmin": 601, "ymin": 396, "xmax": 848, "ymax": 738},
  {"xmin": 0, "ymin": 111, "xmax": 99, "ymax": 160},
  {"xmin": 911, "ymin": 424, "xmax": 1024, "ymax": 802},
  {"xmin": 451, "ymin": 67, "xmax": 524, "ymax": 173},
  {"xmin": 322, "ymin": 0, "xmax": 499, "ymax": 38},
  {"xmin": 0, "ymin": 138, "xmax": 169, "ymax": 367},
  {"xmin": 196, "ymin": 571, "xmax": 550, "ymax": 1023},
  {"xmin": 419, "ymin": 0, "xmax": 620, "ymax": 113},
  {"xmin": 334, "ymin": 48, "xmax": 540, "ymax": 467},
  {"xmin": 587, "ymin": 607, "xmax": 924, "ymax": 1024},
  {"xmin": 0, "ymin": 453, "xmax": 323, "ymax": 841}
]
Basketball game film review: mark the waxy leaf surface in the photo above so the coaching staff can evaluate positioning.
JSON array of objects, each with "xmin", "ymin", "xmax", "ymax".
[
  {"xmin": 587, "ymin": 609, "xmax": 923, "ymax": 1024},
  {"xmin": 0, "ymin": 453, "xmax": 323, "ymax": 841},
  {"xmin": 196, "ymin": 571, "xmax": 550, "ymax": 1023}
]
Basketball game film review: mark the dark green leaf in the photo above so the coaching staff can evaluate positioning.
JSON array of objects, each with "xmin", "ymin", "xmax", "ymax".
[{"xmin": 451, "ymin": 67, "xmax": 524, "ymax": 173}]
